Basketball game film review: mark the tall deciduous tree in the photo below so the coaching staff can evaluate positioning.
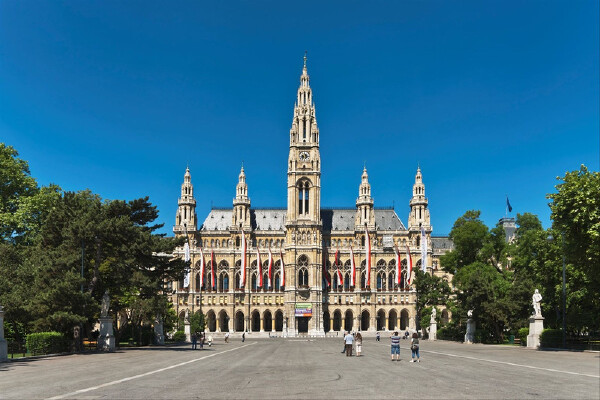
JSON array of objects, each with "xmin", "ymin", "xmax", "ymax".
[{"xmin": 547, "ymin": 165, "xmax": 600, "ymax": 333}]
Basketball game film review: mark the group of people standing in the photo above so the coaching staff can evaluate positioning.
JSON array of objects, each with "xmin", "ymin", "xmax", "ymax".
[
  {"xmin": 191, "ymin": 332, "xmax": 213, "ymax": 349},
  {"xmin": 342, "ymin": 331, "xmax": 421, "ymax": 362}
]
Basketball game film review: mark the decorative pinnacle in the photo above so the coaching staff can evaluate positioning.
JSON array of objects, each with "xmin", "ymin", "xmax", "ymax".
[{"xmin": 304, "ymin": 51, "xmax": 307, "ymax": 68}]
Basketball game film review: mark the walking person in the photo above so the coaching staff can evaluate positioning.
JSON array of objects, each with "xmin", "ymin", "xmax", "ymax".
[
  {"xmin": 242, "ymin": 332, "xmax": 246, "ymax": 342},
  {"xmin": 344, "ymin": 331, "xmax": 354, "ymax": 356},
  {"xmin": 410, "ymin": 332, "xmax": 420, "ymax": 362},
  {"xmin": 390, "ymin": 331, "xmax": 401, "ymax": 361},
  {"xmin": 207, "ymin": 334, "xmax": 213, "ymax": 347},
  {"xmin": 224, "ymin": 332, "xmax": 230, "ymax": 343},
  {"xmin": 376, "ymin": 332, "xmax": 380, "ymax": 342},
  {"xmin": 198, "ymin": 332, "xmax": 204, "ymax": 350},
  {"xmin": 355, "ymin": 332, "xmax": 363, "ymax": 357},
  {"xmin": 191, "ymin": 332, "xmax": 197, "ymax": 350}
]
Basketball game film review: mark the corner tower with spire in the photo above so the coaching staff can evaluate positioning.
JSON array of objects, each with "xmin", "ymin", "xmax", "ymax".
[
  {"xmin": 355, "ymin": 167, "xmax": 375, "ymax": 229},
  {"xmin": 232, "ymin": 165, "xmax": 251, "ymax": 229},
  {"xmin": 175, "ymin": 167, "xmax": 197, "ymax": 233}
]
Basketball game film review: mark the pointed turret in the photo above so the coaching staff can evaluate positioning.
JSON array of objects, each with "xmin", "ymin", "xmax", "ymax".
[
  {"xmin": 174, "ymin": 167, "xmax": 197, "ymax": 234},
  {"xmin": 289, "ymin": 52, "xmax": 319, "ymax": 146},
  {"xmin": 408, "ymin": 166, "xmax": 431, "ymax": 231},
  {"xmin": 356, "ymin": 167, "xmax": 375, "ymax": 229},
  {"xmin": 232, "ymin": 165, "xmax": 251, "ymax": 229}
]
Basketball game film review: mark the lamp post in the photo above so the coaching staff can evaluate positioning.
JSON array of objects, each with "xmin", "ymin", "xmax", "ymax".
[{"xmin": 548, "ymin": 233, "xmax": 567, "ymax": 348}]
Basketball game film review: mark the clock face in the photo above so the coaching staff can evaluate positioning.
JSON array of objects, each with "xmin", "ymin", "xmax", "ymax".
[{"xmin": 299, "ymin": 151, "xmax": 310, "ymax": 161}]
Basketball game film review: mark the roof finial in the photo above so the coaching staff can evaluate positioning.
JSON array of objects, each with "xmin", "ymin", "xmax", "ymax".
[{"xmin": 304, "ymin": 51, "xmax": 307, "ymax": 68}]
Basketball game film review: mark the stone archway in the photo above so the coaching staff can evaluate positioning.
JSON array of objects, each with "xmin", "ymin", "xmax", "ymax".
[
  {"xmin": 323, "ymin": 311, "xmax": 330, "ymax": 332},
  {"xmin": 361, "ymin": 310, "xmax": 370, "ymax": 331},
  {"xmin": 218, "ymin": 310, "xmax": 229, "ymax": 332},
  {"xmin": 388, "ymin": 309, "xmax": 398, "ymax": 331},
  {"xmin": 251, "ymin": 310, "xmax": 260, "ymax": 332},
  {"xmin": 400, "ymin": 309, "xmax": 409, "ymax": 330},
  {"xmin": 275, "ymin": 310, "xmax": 284, "ymax": 332},
  {"xmin": 264, "ymin": 310, "xmax": 273, "ymax": 332},
  {"xmin": 235, "ymin": 311, "xmax": 244, "ymax": 332},
  {"xmin": 377, "ymin": 309, "xmax": 386, "ymax": 331},
  {"xmin": 206, "ymin": 310, "xmax": 216, "ymax": 332},
  {"xmin": 344, "ymin": 310, "xmax": 353, "ymax": 332},
  {"xmin": 333, "ymin": 310, "xmax": 342, "ymax": 332}
]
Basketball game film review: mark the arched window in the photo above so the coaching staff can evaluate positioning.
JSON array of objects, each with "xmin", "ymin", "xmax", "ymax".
[
  {"xmin": 298, "ymin": 181, "xmax": 310, "ymax": 216},
  {"xmin": 298, "ymin": 268, "xmax": 309, "ymax": 286},
  {"xmin": 219, "ymin": 272, "xmax": 229, "ymax": 292},
  {"xmin": 388, "ymin": 272, "xmax": 396, "ymax": 290},
  {"xmin": 235, "ymin": 260, "xmax": 241, "ymax": 289},
  {"xmin": 400, "ymin": 259, "xmax": 408, "ymax": 290},
  {"xmin": 274, "ymin": 271, "xmax": 281, "ymax": 292},
  {"xmin": 360, "ymin": 271, "xmax": 366, "ymax": 289},
  {"xmin": 251, "ymin": 272, "xmax": 258, "ymax": 292},
  {"xmin": 195, "ymin": 273, "xmax": 201, "ymax": 292},
  {"xmin": 376, "ymin": 271, "xmax": 386, "ymax": 290}
]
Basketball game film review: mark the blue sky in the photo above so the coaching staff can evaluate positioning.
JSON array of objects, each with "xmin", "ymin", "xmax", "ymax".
[{"xmin": 1, "ymin": 1, "xmax": 598, "ymax": 236}]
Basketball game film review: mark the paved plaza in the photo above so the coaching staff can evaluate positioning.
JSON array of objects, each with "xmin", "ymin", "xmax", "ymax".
[{"xmin": 1, "ymin": 338, "xmax": 598, "ymax": 399}]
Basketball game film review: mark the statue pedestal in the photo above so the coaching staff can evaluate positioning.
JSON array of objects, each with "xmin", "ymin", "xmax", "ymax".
[
  {"xmin": 429, "ymin": 321, "xmax": 437, "ymax": 341},
  {"xmin": 97, "ymin": 317, "xmax": 115, "ymax": 352},
  {"xmin": 0, "ymin": 307, "xmax": 7, "ymax": 362},
  {"xmin": 464, "ymin": 319, "xmax": 475, "ymax": 344},
  {"xmin": 154, "ymin": 320, "xmax": 165, "ymax": 345},
  {"xmin": 527, "ymin": 315, "xmax": 544, "ymax": 348},
  {"xmin": 184, "ymin": 321, "xmax": 191, "ymax": 342}
]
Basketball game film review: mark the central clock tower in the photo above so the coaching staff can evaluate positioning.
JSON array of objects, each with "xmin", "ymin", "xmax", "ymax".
[{"xmin": 286, "ymin": 54, "xmax": 321, "ymax": 227}]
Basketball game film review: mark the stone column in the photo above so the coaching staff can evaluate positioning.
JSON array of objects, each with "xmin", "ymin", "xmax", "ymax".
[
  {"xmin": 271, "ymin": 319, "xmax": 275, "ymax": 332},
  {"xmin": 527, "ymin": 316, "xmax": 544, "ymax": 348},
  {"xmin": 429, "ymin": 320, "xmax": 437, "ymax": 341},
  {"xmin": 154, "ymin": 315, "xmax": 165, "ymax": 346},
  {"xmin": 97, "ymin": 316, "xmax": 116, "ymax": 352},
  {"xmin": 260, "ymin": 318, "xmax": 264, "ymax": 332},
  {"xmin": 216, "ymin": 318, "xmax": 220, "ymax": 332},
  {"xmin": 464, "ymin": 318, "xmax": 475, "ymax": 344},
  {"xmin": 184, "ymin": 320, "xmax": 191, "ymax": 342},
  {"xmin": 0, "ymin": 306, "xmax": 8, "ymax": 362}
]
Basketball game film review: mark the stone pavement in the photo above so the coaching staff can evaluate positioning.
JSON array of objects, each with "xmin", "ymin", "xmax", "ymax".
[{"xmin": 0, "ymin": 338, "xmax": 598, "ymax": 399}]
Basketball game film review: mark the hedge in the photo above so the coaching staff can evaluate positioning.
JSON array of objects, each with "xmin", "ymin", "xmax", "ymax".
[
  {"xmin": 26, "ymin": 332, "xmax": 68, "ymax": 355},
  {"xmin": 540, "ymin": 328, "xmax": 563, "ymax": 348},
  {"xmin": 517, "ymin": 327, "xmax": 529, "ymax": 346},
  {"xmin": 172, "ymin": 330, "xmax": 186, "ymax": 342}
]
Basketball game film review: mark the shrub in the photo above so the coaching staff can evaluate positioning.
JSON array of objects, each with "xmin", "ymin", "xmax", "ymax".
[
  {"xmin": 540, "ymin": 329, "xmax": 563, "ymax": 348},
  {"xmin": 517, "ymin": 328, "xmax": 529, "ymax": 346},
  {"xmin": 172, "ymin": 330, "xmax": 186, "ymax": 343},
  {"xmin": 26, "ymin": 332, "xmax": 68, "ymax": 355},
  {"xmin": 437, "ymin": 323, "xmax": 465, "ymax": 342}
]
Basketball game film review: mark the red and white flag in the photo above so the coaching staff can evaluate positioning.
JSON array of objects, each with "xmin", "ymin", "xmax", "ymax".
[
  {"xmin": 323, "ymin": 251, "xmax": 331, "ymax": 288},
  {"xmin": 267, "ymin": 246, "xmax": 273, "ymax": 289},
  {"xmin": 210, "ymin": 250, "xmax": 216, "ymax": 290},
  {"xmin": 279, "ymin": 249, "xmax": 285, "ymax": 288},
  {"xmin": 350, "ymin": 246, "xmax": 356, "ymax": 287},
  {"xmin": 394, "ymin": 246, "xmax": 401, "ymax": 286},
  {"xmin": 183, "ymin": 242, "xmax": 191, "ymax": 288},
  {"xmin": 198, "ymin": 247, "xmax": 205, "ymax": 289},
  {"xmin": 334, "ymin": 249, "xmax": 343, "ymax": 287},
  {"xmin": 364, "ymin": 224, "xmax": 371, "ymax": 287},
  {"xmin": 240, "ymin": 231, "xmax": 247, "ymax": 288},
  {"xmin": 256, "ymin": 247, "xmax": 263, "ymax": 288},
  {"xmin": 405, "ymin": 244, "xmax": 413, "ymax": 286}
]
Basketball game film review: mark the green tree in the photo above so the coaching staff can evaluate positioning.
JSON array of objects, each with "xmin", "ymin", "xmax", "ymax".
[
  {"xmin": 547, "ymin": 165, "xmax": 600, "ymax": 333},
  {"xmin": 440, "ymin": 210, "xmax": 489, "ymax": 275},
  {"xmin": 414, "ymin": 268, "xmax": 451, "ymax": 330}
]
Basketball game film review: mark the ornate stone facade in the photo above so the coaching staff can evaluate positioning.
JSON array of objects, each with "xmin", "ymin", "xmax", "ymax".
[{"xmin": 169, "ymin": 56, "xmax": 453, "ymax": 335}]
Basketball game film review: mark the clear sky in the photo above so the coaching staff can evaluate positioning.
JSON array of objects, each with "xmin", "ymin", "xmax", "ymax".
[{"xmin": 1, "ymin": 1, "xmax": 598, "ymax": 236}]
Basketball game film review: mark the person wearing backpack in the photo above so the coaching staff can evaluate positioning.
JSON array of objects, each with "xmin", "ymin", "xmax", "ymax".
[{"xmin": 410, "ymin": 332, "xmax": 420, "ymax": 362}]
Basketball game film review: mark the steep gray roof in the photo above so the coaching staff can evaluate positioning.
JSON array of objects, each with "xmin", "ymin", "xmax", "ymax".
[
  {"xmin": 432, "ymin": 236, "xmax": 454, "ymax": 251},
  {"xmin": 200, "ymin": 208, "xmax": 406, "ymax": 232}
]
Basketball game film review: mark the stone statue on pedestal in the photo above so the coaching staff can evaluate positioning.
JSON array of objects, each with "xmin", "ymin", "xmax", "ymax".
[
  {"xmin": 532, "ymin": 289, "xmax": 543, "ymax": 317},
  {"xmin": 527, "ymin": 289, "xmax": 545, "ymax": 348},
  {"xmin": 465, "ymin": 309, "xmax": 475, "ymax": 344},
  {"xmin": 430, "ymin": 307, "xmax": 437, "ymax": 323},
  {"xmin": 101, "ymin": 290, "xmax": 110, "ymax": 317}
]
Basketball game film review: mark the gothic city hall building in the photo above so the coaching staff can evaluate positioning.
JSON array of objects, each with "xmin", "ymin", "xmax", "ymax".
[{"xmin": 170, "ymin": 57, "xmax": 453, "ymax": 336}]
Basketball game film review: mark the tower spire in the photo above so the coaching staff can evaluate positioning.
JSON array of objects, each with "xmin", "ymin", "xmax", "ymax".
[
  {"xmin": 408, "ymin": 165, "xmax": 430, "ymax": 231},
  {"xmin": 175, "ymin": 167, "xmax": 197, "ymax": 234},
  {"xmin": 356, "ymin": 167, "xmax": 374, "ymax": 229},
  {"xmin": 233, "ymin": 164, "xmax": 251, "ymax": 229}
]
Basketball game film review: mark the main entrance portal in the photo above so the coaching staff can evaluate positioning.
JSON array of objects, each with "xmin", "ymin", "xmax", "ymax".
[{"xmin": 297, "ymin": 317, "xmax": 309, "ymax": 333}]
